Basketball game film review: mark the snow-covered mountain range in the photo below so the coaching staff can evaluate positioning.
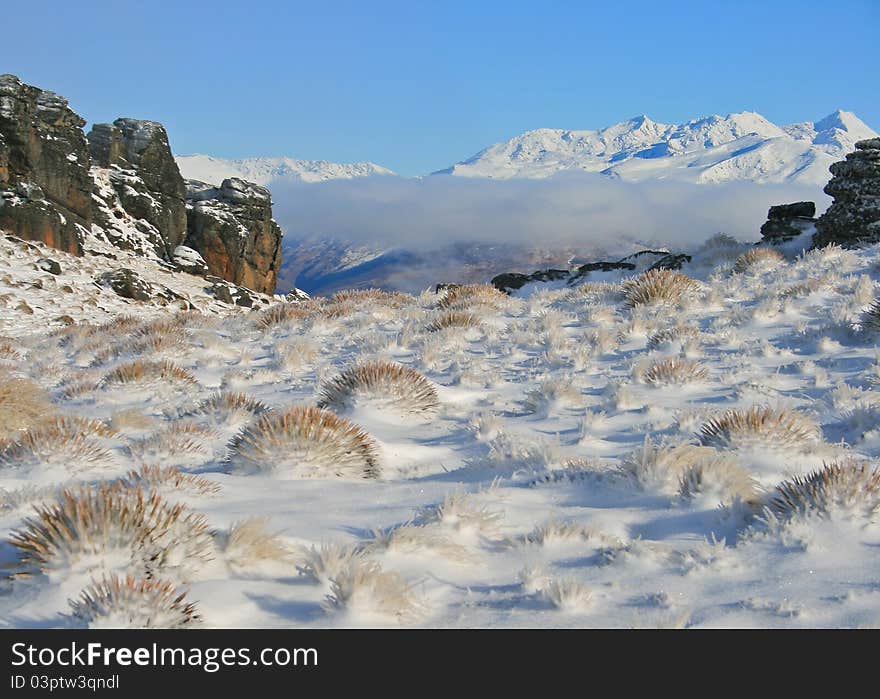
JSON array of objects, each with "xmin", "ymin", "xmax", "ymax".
[
  {"xmin": 177, "ymin": 110, "xmax": 876, "ymax": 190},
  {"xmin": 437, "ymin": 110, "xmax": 877, "ymax": 184},
  {"xmin": 175, "ymin": 154, "xmax": 394, "ymax": 185}
]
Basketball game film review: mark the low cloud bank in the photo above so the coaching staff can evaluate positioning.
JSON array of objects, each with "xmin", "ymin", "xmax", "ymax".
[{"xmin": 270, "ymin": 172, "xmax": 829, "ymax": 252}]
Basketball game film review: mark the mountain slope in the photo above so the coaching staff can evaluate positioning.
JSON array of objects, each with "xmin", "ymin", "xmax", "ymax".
[
  {"xmin": 437, "ymin": 110, "xmax": 877, "ymax": 184},
  {"xmin": 176, "ymin": 154, "xmax": 394, "ymax": 185}
]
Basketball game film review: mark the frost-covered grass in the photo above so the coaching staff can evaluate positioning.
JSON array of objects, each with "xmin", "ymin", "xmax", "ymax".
[{"xmin": 4, "ymin": 233, "xmax": 880, "ymax": 628}]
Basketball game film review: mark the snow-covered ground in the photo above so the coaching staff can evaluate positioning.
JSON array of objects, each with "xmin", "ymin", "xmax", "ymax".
[{"xmin": 2, "ymin": 231, "xmax": 880, "ymax": 628}]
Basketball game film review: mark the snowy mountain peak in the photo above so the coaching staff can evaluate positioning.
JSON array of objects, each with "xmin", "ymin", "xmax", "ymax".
[
  {"xmin": 438, "ymin": 110, "xmax": 877, "ymax": 185},
  {"xmin": 176, "ymin": 154, "xmax": 395, "ymax": 187}
]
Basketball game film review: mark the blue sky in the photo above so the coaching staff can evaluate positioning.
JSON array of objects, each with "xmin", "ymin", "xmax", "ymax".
[{"xmin": 2, "ymin": 0, "xmax": 877, "ymax": 175}]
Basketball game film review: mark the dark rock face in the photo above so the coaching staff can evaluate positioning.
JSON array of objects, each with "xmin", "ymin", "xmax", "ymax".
[
  {"xmin": 813, "ymin": 138, "xmax": 880, "ymax": 248},
  {"xmin": 759, "ymin": 201, "xmax": 817, "ymax": 243},
  {"xmin": 491, "ymin": 249, "xmax": 689, "ymax": 293},
  {"xmin": 88, "ymin": 119, "xmax": 187, "ymax": 258},
  {"xmin": 184, "ymin": 178, "xmax": 282, "ymax": 294},
  {"xmin": 0, "ymin": 74, "xmax": 92, "ymax": 255}
]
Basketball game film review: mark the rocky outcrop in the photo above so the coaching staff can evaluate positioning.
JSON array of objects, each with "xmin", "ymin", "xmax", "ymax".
[
  {"xmin": 88, "ymin": 119, "xmax": 187, "ymax": 258},
  {"xmin": 0, "ymin": 74, "xmax": 92, "ymax": 255},
  {"xmin": 172, "ymin": 245, "xmax": 209, "ymax": 276},
  {"xmin": 491, "ymin": 249, "xmax": 691, "ymax": 293},
  {"xmin": 813, "ymin": 138, "xmax": 880, "ymax": 248},
  {"xmin": 759, "ymin": 201, "xmax": 816, "ymax": 244},
  {"xmin": 184, "ymin": 178, "xmax": 282, "ymax": 294}
]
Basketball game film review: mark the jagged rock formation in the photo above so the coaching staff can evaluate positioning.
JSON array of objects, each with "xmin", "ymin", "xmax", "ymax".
[
  {"xmin": 183, "ymin": 178, "xmax": 282, "ymax": 294},
  {"xmin": 0, "ymin": 74, "xmax": 285, "ymax": 296},
  {"xmin": 491, "ymin": 249, "xmax": 691, "ymax": 293},
  {"xmin": 759, "ymin": 201, "xmax": 817, "ymax": 244},
  {"xmin": 813, "ymin": 138, "xmax": 880, "ymax": 248},
  {"xmin": 87, "ymin": 119, "xmax": 187, "ymax": 259},
  {"xmin": 0, "ymin": 74, "xmax": 92, "ymax": 255}
]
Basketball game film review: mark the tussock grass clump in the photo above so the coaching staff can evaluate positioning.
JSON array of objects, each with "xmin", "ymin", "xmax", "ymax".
[
  {"xmin": 0, "ymin": 371, "xmax": 54, "ymax": 439},
  {"xmin": 859, "ymin": 301, "xmax": 880, "ymax": 333},
  {"xmin": 678, "ymin": 457, "xmax": 760, "ymax": 505},
  {"xmin": 365, "ymin": 524, "xmax": 474, "ymax": 563},
  {"xmin": 128, "ymin": 423, "xmax": 217, "ymax": 464},
  {"xmin": 178, "ymin": 391, "xmax": 270, "ymax": 426},
  {"xmin": 0, "ymin": 416, "xmax": 118, "ymax": 474},
  {"xmin": 640, "ymin": 358, "xmax": 709, "ymax": 386},
  {"xmin": 622, "ymin": 438, "xmax": 733, "ymax": 495},
  {"xmin": 9, "ymin": 484, "xmax": 214, "ymax": 579},
  {"xmin": 318, "ymin": 361, "xmax": 439, "ymax": 413},
  {"xmin": 218, "ymin": 517, "xmax": 293, "ymax": 569},
  {"xmin": 621, "ymin": 269, "xmax": 701, "ymax": 308},
  {"xmin": 768, "ymin": 460, "xmax": 880, "ymax": 520},
  {"xmin": 331, "ymin": 288, "xmax": 409, "ymax": 307},
  {"xmin": 322, "ymin": 560, "xmax": 424, "ymax": 622},
  {"xmin": 732, "ymin": 247, "xmax": 785, "ymax": 273},
  {"xmin": 543, "ymin": 577, "xmax": 593, "ymax": 611},
  {"xmin": 647, "ymin": 325, "xmax": 701, "ymax": 350},
  {"xmin": 437, "ymin": 284, "xmax": 508, "ymax": 310},
  {"xmin": 297, "ymin": 542, "xmax": 365, "ymax": 584},
  {"xmin": 698, "ymin": 405, "xmax": 821, "ymax": 451},
  {"xmin": 427, "ymin": 311, "xmax": 482, "ymax": 332},
  {"xmin": 101, "ymin": 360, "xmax": 198, "ymax": 387},
  {"xmin": 227, "ymin": 405, "xmax": 380, "ymax": 479},
  {"xmin": 123, "ymin": 465, "xmax": 221, "ymax": 496},
  {"xmin": 522, "ymin": 377, "xmax": 582, "ymax": 415},
  {"xmin": 68, "ymin": 575, "xmax": 200, "ymax": 629},
  {"xmin": 415, "ymin": 490, "xmax": 503, "ymax": 535},
  {"xmin": 257, "ymin": 302, "xmax": 307, "ymax": 329}
]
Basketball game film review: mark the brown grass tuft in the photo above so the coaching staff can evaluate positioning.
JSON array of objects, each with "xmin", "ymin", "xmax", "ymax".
[
  {"xmin": 768, "ymin": 460, "xmax": 880, "ymax": 520},
  {"xmin": 732, "ymin": 247, "xmax": 786, "ymax": 273},
  {"xmin": 123, "ymin": 465, "xmax": 222, "ymax": 496},
  {"xmin": 698, "ymin": 405, "xmax": 821, "ymax": 451},
  {"xmin": 0, "ymin": 415, "xmax": 118, "ymax": 474},
  {"xmin": 9, "ymin": 484, "xmax": 214, "ymax": 578},
  {"xmin": 101, "ymin": 360, "xmax": 198, "ymax": 387},
  {"xmin": 621, "ymin": 269, "xmax": 701, "ymax": 308},
  {"xmin": 68, "ymin": 574, "xmax": 200, "ymax": 628},
  {"xmin": 641, "ymin": 358, "xmax": 709, "ymax": 386},
  {"xmin": 227, "ymin": 405, "xmax": 380, "ymax": 479},
  {"xmin": 427, "ymin": 311, "xmax": 482, "ymax": 332},
  {"xmin": 318, "ymin": 360, "xmax": 439, "ymax": 413},
  {"xmin": 0, "ymin": 370, "xmax": 55, "ymax": 439}
]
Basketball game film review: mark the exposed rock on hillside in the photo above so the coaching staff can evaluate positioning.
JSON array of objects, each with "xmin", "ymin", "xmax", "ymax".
[
  {"xmin": 184, "ymin": 178, "xmax": 282, "ymax": 295},
  {"xmin": 759, "ymin": 201, "xmax": 817, "ymax": 244},
  {"xmin": 813, "ymin": 138, "xmax": 880, "ymax": 248},
  {"xmin": 88, "ymin": 119, "xmax": 187, "ymax": 259},
  {"xmin": 0, "ymin": 74, "xmax": 92, "ymax": 255},
  {"xmin": 491, "ymin": 249, "xmax": 691, "ymax": 293}
]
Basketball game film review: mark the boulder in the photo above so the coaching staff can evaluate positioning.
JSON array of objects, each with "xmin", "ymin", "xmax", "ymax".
[
  {"xmin": 37, "ymin": 257, "xmax": 61, "ymax": 275},
  {"xmin": 96, "ymin": 268, "xmax": 153, "ymax": 301},
  {"xmin": 813, "ymin": 138, "xmax": 880, "ymax": 248},
  {"xmin": 184, "ymin": 178, "xmax": 282, "ymax": 295},
  {"xmin": 172, "ymin": 245, "xmax": 209, "ymax": 276},
  {"xmin": 206, "ymin": 275, "xmax": 258, "ymax": 307},
  {"xmin": 759, "ymin": 201, "xmax": 817, "ymax": 243},
  {"xmin": 0, "ymin": 74, "xmax": 92, "ymax": 255}
]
